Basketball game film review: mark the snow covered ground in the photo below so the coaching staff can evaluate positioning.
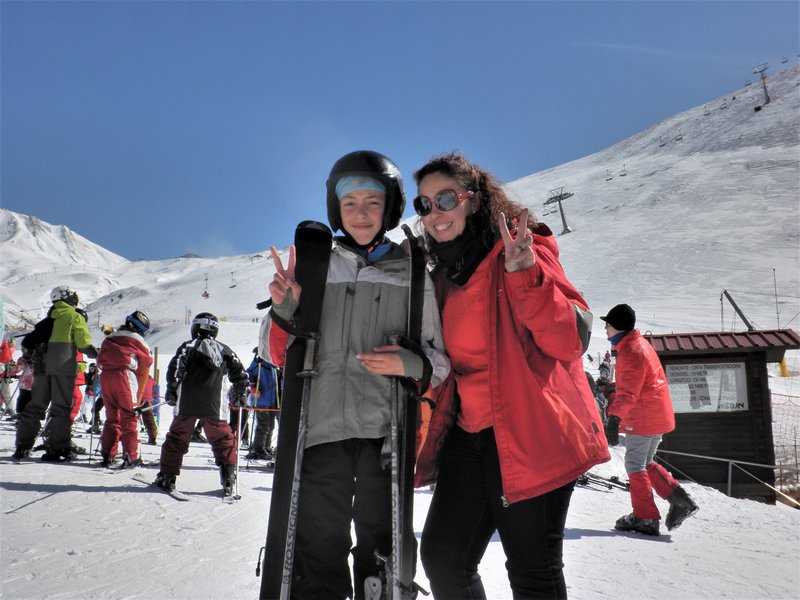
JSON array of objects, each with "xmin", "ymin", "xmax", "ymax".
[
  {"xmin": 1, "ymin": 374, "xmax": 798, "ymax": 600},
  {"xmin": 1, "ymin": 66, "xmax": 799, "ymax": 599}
]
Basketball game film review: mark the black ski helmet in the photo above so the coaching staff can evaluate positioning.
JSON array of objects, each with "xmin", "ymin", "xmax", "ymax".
[
  {"xmin": 125, "ymin": 310, "xmax": 151, "ymax": 336},
  {"xmin": 325, "ymin": 150, "xmax": 406, "ymax": 233},
  {"xmin": 191, "ymin": 312, "xmax": 219, "ymax": 339}
]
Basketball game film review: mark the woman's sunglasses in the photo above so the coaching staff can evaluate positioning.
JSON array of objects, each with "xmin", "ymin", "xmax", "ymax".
[{"xmin": 413, "ymin": 189, "xmax": 475, "ymax": 217}]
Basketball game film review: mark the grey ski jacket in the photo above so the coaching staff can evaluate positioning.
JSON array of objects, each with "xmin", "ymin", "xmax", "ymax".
[{"xmin": 265, "ymin": 241, "xmax": 450, "ymax": 448}]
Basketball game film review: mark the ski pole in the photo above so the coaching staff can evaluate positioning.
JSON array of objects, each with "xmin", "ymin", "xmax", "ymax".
[
  {"xmin": 234, "ymin": 399, "xmax": 242, "ymax": 499},
  {"xmin": 133, "ymin": 401, "xmax": 166, "ymax": 416}
]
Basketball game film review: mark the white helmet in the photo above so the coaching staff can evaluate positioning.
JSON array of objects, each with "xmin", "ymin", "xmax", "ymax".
[{"xmin": 50, "ymin": 285, "xmax": 79, "ymax": 306}]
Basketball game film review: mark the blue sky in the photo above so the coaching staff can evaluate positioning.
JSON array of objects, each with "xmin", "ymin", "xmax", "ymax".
[{"xmin": 2, "ymin": 0, "xmax": 798, "ymax": 260}]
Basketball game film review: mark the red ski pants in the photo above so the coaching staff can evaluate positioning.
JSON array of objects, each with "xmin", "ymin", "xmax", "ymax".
[
  {"xmin": 159, "ymin": 415, "xmax": 236, "ymax": 477},
  {"xmin": 100, "ymin": 369, "xmax": 141, "ymax": 461}
]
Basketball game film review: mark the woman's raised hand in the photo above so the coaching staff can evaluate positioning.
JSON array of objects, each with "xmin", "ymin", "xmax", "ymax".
[
  {"xmin": 497, "ymin": 208, "xmax": 535, "ymax": 272},
  {"xmin": 269, "ymin": 245, "xmax": 302, "ymax": 305}
]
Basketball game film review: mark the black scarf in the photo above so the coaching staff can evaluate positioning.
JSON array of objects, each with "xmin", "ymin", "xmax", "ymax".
[{"xmin": 430, "ymin": 215, "xmax": 494, "ymax": 286}]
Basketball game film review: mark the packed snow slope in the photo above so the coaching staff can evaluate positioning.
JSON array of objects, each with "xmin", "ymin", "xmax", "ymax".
[{"xmin": 1, "ymin": 66, "xmax": 798, "ymax": 600}]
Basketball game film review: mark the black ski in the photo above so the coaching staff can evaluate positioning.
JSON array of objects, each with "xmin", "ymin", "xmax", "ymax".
[
  {"xmin": 585, "ymin": 472, "xmax": 629, "ymax": 490},
  {"xmin": 259, "ymin": 220, "xmax": 332, "ymax": 600},
  {"xmin": 374, "ymin": 225, "xmax": 431, "ymax": 600}
]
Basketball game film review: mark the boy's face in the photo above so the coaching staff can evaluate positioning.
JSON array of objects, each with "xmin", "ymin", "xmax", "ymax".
[{"xmin": 339, "ymin": 189, "xmax": 386, "ymax": 245}]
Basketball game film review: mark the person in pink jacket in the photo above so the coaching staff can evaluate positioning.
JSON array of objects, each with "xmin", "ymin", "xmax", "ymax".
[
  {"xmin": 97, "ymin": 311, "xmax": 153, "ymax": 468},
  {"xmin": 602, "ymin": 303, "xmax": 699, "ymax": 536},
  {"xmin": 414, "ymin": 152, "xmax": 609, "ymax": 599}
]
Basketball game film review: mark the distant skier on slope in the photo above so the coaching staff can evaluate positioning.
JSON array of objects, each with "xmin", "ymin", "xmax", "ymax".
[
  {"xmin": 602, "ymin": 303, "xmax": 699, "ymax": 536},
  {"xmin": 263, "ymin": 150, "xmax": 450, "ymax": 598},
  {"xmin": 154, "ymin": 313, "xmax": 248, "ymax": 497}
]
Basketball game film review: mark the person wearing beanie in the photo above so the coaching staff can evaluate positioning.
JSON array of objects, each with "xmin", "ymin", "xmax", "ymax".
[
  {"xmin": 601, "ymin": 304, "xmax": 699, "ymax": 536},
  {"xmin": 264, "ymin": 150, "xmax": 450, "ymax": 598}
]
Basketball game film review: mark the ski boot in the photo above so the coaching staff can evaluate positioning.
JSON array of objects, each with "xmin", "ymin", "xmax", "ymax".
[
  {"xmin": 12, "ymin": 445, "xmax": 31, "ymax": 460},
  {"xmin": 41, "ymin": 445, "xmax": 76, "ymax": 462},
  {"xmin": 155, "ymin": 472, "xmax": 177, "ymax": 491},
  {"xmin": 665, "ymin": 486, "xmax": 699, "ymax": 531},
  {"xmin": 69, "ymin": 440, "xmax": 87, "ymax": 455},
  {"xmin": 100, "ymin": 451, "xmax": 118, "ymax": 468},
  {"xmin": 246, "ymin": 448, "xmax": 271, "ymax": 460},
  {"xmin": 219, "ymin": 463, "xmax": 236, "ymax": 497},
  {"xmin": 119, "ymin": 453, "xmax": 143, "ymax": 469},
  {"xmin": 615, "ymin": 513, "xmax": 660, "ymax": 536}
]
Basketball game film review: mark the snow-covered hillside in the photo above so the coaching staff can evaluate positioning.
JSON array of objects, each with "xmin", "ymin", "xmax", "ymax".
[{"xmin": 2, "ymin": 67, "xmax": 798, "ymax": 358}]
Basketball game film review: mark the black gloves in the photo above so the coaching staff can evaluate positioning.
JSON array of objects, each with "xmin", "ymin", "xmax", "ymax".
[
  {"xmin": 82, "ymin": 345, "xmax": 99, "ymax": 359},
  {"xmin": 605, "ymin": 414, "xmax": 621, "ymax": 446},
  {"xmin": 165, "ymin": 388, "xmax": 178, "ymax": 407},
  {"xmin": 232, "ymin": 393, "xmax": 247, "ymax": 408}
]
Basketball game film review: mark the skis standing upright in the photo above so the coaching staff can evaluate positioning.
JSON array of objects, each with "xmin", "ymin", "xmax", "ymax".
[
  {"xmin": 259, "ymin": 221, "xmax": 332, "ymax": 600},
  {"xmin": 371, "ymin": 225, "xmax": 432, "ymax": 600}
]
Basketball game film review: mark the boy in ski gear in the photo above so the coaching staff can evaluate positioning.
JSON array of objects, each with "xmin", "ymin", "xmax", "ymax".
[
  {"xmin": 245, "ymin": 347, "xmax": 279, "ymax": 460},
  {"xmin": 14, "ymin": 286, "xmax": 97, "ymax": 461},
  {"xmin": 155, "ymin": 313, "xmax": 249, "ymax": 496},
  {"xmin": 97, "ymin": 311, "xmax": 153, "ymax": 468},
  {"xmin": 139, "ymin": 375, "xmax": 158, "ymax": 445},
  {"xmin": 413, "ymin": 152, "xmax": 607, "ymax": 599},
  {"xmin": 602, "ymin": 303, "xmax": 699, "ymax": 535},
  {"xmin": 264, "ymin": 150, "xmax": 450, "ymax": 599}
]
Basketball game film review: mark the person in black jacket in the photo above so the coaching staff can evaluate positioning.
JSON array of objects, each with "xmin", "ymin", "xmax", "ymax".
[{"xmin": 154, "ymin": 313, "xmax": 248, "ymax": 496}]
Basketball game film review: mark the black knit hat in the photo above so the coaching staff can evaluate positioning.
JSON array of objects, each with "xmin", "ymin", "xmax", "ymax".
[{"xmin": 600, "ymin": 304, "xmax": 636, "ymax": 331}]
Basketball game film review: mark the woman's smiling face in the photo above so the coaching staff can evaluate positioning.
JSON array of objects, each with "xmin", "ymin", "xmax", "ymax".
[{"xmin": 417, "ymin": 172, "xmax": 476, "ymax": 243}]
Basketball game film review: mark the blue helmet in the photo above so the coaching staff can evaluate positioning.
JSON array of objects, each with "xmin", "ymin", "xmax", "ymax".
[{"xmin": 125, "ymin": 311, "xmax": 150, "ymax": 336}]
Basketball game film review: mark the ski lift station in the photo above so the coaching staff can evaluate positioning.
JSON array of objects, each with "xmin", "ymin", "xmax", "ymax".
[{"xmin": 642, "ymin": 328, "xmax": 800, "ymax": 504}]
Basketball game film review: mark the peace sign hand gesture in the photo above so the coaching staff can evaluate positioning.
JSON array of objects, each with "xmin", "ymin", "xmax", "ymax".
[
  {"xmin": 497, "ymin": 208, "xmax": 535, "ymax": 272},
  {"xmin": 269, "ymin": 245, "xmax": 302, "ymax": 306}
]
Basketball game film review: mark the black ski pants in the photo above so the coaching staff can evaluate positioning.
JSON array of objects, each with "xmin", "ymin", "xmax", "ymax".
[
  {"xmin": 16, "ymin": 372, "xmax": 75, "ymax": 453},
  {"xmin": 292, "ymin": 437, "xmax": 391, "ymax": 600},
  {"xmin": 421, "ymin": 426, "xmax": 575, "ymax": 599}
]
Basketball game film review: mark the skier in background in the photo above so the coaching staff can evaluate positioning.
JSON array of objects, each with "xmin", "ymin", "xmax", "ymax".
[
  {"xmin": 602, "ymin": 303, "xmax": 699, "ymax": 536},
  {"xmin": 154, "ymin": 313, "xmax": 249, "ymax": 496},
  {"xmin": 264, "ymin": 150, "xmax": 450, "ymax": 598},
  {"xmin": 245, "ymin": 347, "xmax": 279, "ymax": 461},
  {"xmin": 138, "ymin": 374, "xmax": 158, "ymax": 445},
  {"xmin": 97, "ymin": 311, "xmax": 153, "ymax": 468},
  {"xmin": 13, "ymin": 286, "xmax": 97, "ymax": 461}
]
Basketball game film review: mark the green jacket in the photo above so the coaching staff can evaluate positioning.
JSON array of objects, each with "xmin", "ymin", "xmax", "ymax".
[{"xmin": 45, "ymin": 301, "xmax": 94, "ymax": 375}]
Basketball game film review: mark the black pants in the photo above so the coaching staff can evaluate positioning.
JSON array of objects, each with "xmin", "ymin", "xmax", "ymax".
[
  {"xmin": 421, "ymin": 426, "xmax": 575, "ymax": 599},
  {"xmin": 292, "ymin": 438, "xmax": 391, "ymax": 600}
]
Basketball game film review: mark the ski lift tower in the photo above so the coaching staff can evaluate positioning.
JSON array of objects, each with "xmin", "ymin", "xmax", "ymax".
[
  {"xmin": 752, "ymin": 63, "xmax": 770, "ymax": 105},
  {"xmin": 544, "ymin": 187, "xmax": 574, "ymax": 235}
]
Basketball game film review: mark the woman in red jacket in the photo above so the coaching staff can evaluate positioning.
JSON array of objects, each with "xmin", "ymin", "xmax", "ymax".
[
  {"xmin": 414, "ymin": 152, "xmax": 609, "ymax": 599},
  {"xmin": 602, "ymin": 303, "xmax": 699, "ymax": 536}
]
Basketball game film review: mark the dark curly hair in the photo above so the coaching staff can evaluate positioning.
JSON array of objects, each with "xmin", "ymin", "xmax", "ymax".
[{"xmin": 413, "ymin": 151, "xmax": 535, "ymax": 253}]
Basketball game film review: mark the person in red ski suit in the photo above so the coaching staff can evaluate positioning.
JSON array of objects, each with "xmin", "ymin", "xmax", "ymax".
[
  {"xmin": 414, "ymin": 152, "xmax": 608, "ymax": 599},
  {"xmin": 602, "ymin": 303, "xmax": 699, "ymax": 536},
  {"xmin": 97, "ymin": 311, "xmax": 153, "ymax": 468}
]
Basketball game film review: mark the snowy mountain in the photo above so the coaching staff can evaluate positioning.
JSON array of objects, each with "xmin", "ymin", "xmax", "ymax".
[
  {"xmin": 1, "ymin": 66, "xmax": 799, "ymax": 600},
  {"xmin": 2, "ymin": 66, "xmax": 798, "ymax": 350}
]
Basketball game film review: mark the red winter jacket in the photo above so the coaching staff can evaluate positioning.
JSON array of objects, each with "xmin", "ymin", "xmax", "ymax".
[
  {"xmin": 608, "ymin": 330, "xmax": 675, "ymax": 436},
  {"xmin": 416, "ymin": 227, "xmax": 610, "ymax": 504}
]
